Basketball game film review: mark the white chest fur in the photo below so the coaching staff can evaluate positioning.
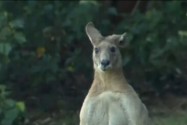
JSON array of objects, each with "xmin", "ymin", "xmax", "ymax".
[{"xmin": 80, "ymin": 91, "xmax": 149, "ymax": 125}]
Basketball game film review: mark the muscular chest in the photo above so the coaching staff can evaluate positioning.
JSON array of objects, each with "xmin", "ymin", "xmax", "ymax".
[{"xmin": 80, "ymin": 91, "xmax": 129, "ymax": 125}]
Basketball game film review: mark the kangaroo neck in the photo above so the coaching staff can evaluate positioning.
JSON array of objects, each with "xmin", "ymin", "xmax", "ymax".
[
  {"xmin": 88, "ymin": 68, "xmax": 129, "ymax": 96},
  {"xmin": 94, "ymin": 68, "xmax": 126, "ymax": 86}
]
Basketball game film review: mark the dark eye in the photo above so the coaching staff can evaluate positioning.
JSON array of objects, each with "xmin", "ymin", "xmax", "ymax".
[
  {"xmin": 110, "ymin": 47, "xmax": 116, "ymax": 53},
  {"xmin": 95, "ymin": 47, "xmax": 100, "ymax": 54},
  {"xmin": 119, "ymin": 40, "xmax": 123, "ymax": 45}
]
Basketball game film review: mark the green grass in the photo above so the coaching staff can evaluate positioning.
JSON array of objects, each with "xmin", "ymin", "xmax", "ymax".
[{"xmin": 152, "ymin": 114, "xmax": 187, "ymax": 125}]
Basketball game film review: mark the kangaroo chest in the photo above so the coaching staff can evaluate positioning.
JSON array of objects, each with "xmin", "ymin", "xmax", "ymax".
[{"xmin": 80, "ymin": 91, "xmax": 129, "ymax": 125}]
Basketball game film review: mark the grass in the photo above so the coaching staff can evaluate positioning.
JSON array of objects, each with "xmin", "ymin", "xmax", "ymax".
[{"xmin": 152, "ymin": 114, "xmax": 187, "ymax": 125}]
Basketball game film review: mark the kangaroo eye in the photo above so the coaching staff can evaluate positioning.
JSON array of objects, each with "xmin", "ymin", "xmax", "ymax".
[
  {"xmin": 95, "ymin": 47, "xmax": 100, "ymax": 54},
  {"xmin": 119, "ymin": 40, "xmax": 123, "ymax": 45},
  {"xmin": 110, "ymin": 47, "xmax": 116, "ymax": 53}
]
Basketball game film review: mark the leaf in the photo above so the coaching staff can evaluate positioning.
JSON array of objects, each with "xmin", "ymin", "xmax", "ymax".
[
  {"xmin": 0, "ymin": 43, "xmax": 12, "ymax": 56},
  {"xmin": 9, "ymin": 19, "xmax": 24, "ymax": 29},
  {"xmin": 67, "ymin": 66, "xmax": 75, "ymax": 72},
  {"xmin": 36, "ymin": 47, "xmax": 46, "ymax": 58},
  {"xmin": 16, "ymin": 101, "xmax": 25, "ymax": 112},
  {"xmin": 178, "ymin": 30, "xmax": 187, "ymax": 37},
  {"xmin": 14, "ymin": 32, "xmax": 26, "ymax": 44},
  {"xmin": 5, "ymin": 99, "xmax": 16, "ymax": 108},
  {"xmin": 1, "ymin": 108, "xmax": 19, "ymax": 125},
  {"xmin": 0, "ymin": 85, "xmax": 10, "ymax": 98}
]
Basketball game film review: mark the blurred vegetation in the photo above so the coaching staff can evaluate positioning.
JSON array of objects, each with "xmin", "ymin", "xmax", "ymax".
[
  {"xmin": 0, "ymin": 85, "xmax": 25, "ymax": 125},
  {"xmin": 117, "ymin": 1, "xmax": 187, "ymax": 95},
  {"xmin": 0, "ymin": 0, "xmax": 187, "ymax": 125}
]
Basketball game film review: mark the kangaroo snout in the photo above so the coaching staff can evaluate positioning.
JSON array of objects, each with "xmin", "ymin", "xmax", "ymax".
[{"xmin": 101, "ymin": 59, "xmax": 110, "ymax": 67}]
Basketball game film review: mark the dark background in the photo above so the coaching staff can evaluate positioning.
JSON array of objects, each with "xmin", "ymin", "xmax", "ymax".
[{"xmin": 0, "ymin": 1, "xmax": 187, "ymax": 125}]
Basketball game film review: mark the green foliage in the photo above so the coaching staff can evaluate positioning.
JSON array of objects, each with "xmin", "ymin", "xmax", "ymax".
[
  {"xmin": 116, "ymin": 1, "xmax": 187, "ymax": 94},
  {"xmin": 0, "ymin": 1, "xmax": 100, "ymax": 97},
  {"xmin": 0, "ymin": 85, "xmax": 25, "ymax": 125}
]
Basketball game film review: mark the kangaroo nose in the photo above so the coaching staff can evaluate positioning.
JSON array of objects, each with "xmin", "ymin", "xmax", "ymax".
[{"xmin": 101, "ymin": 60, "xmax": 110, "ymax": 67}]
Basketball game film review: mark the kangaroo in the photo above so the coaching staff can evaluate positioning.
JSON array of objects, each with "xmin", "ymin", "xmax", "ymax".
[{"xmin": 79, "ymin": 22, "xmax": 150, "ymax": 125}]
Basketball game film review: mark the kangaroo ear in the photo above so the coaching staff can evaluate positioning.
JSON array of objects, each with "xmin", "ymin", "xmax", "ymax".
[
  {"xmin": 118, "ymin": 33, "xmax": 127, "ymax": 48},
  {"xmin": 85, "ymin": 22, "xmax": 103, "ymax": 46},
  {"xmin": 110, "ymin": 33, "xmax": 127, "ymax": 48}
]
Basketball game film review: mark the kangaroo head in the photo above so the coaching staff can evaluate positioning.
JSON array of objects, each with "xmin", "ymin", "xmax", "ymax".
[{"xmin": 86, "ymin": 22, "xmax": 127, "ymax": 72}]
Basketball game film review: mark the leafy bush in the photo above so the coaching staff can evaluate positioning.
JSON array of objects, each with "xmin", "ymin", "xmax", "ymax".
[
  {"xmin": 0, "ymin": 1, "xmax": 97, "ymax": 95},
  {"xmin": 117, "ymin": 1, "xmax": 187, "ymax": 94},
  {"xmin": 0, "ymin": 85, "xmax": 25, "ymax": 125}
]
